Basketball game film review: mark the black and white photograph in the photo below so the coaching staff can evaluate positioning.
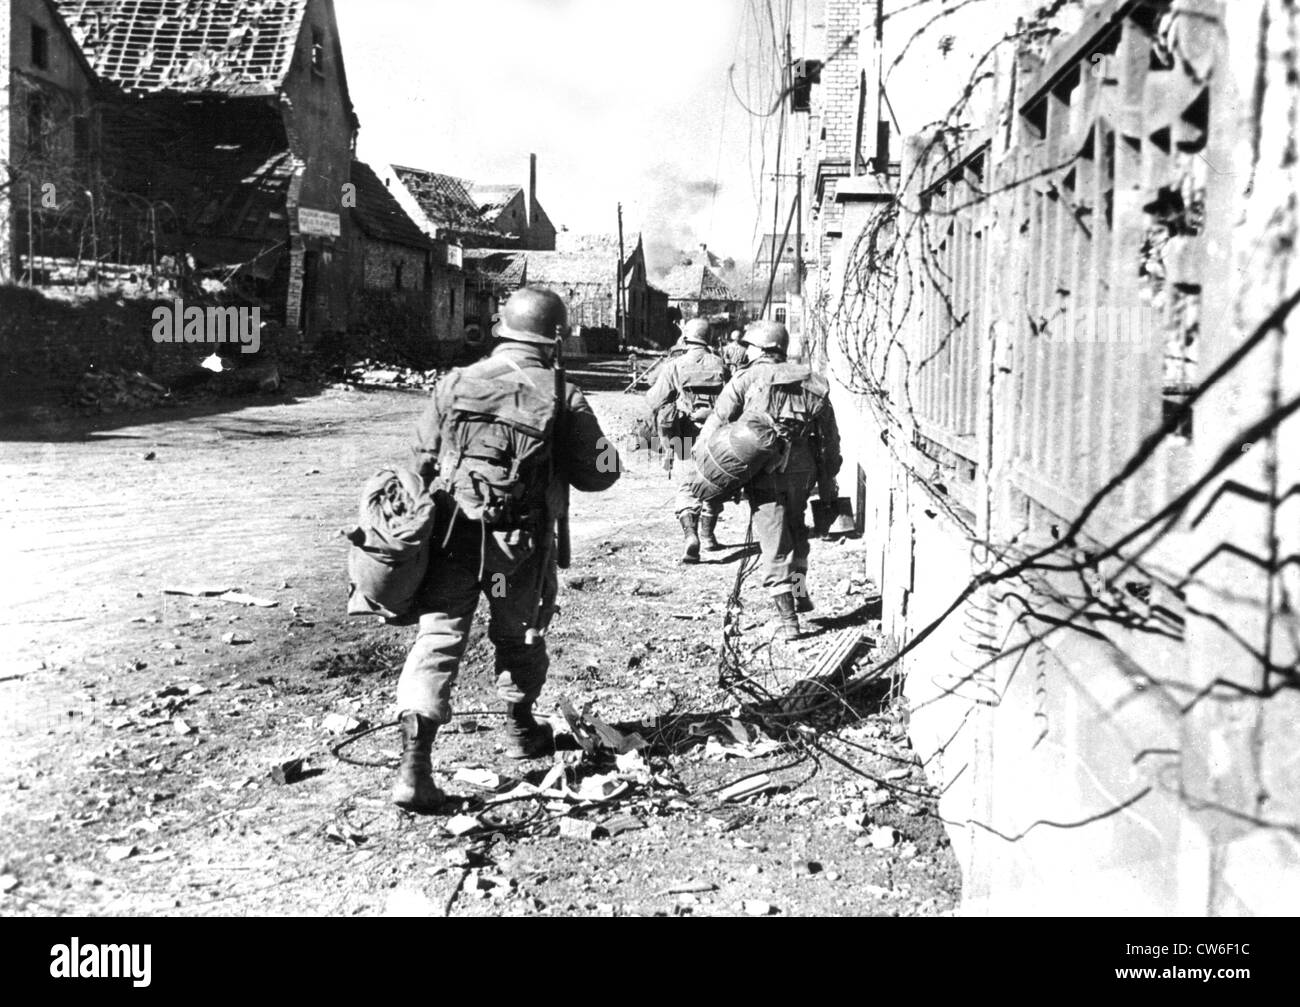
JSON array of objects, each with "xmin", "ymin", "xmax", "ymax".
[{"xmin": 0, "ymin": 0, "xmax": 1293, "ymax": 939}]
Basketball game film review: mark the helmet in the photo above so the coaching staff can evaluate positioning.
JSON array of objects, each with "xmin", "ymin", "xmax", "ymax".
[
  {"xmin": 492, "ymin": 286, "xmax": 567, "ymax": 345},
  {"xmin": 728, "ymin": 329, "xmax": 742, "ymax": 342},
  {"xmin": 742, "ymin": 320, "xmax": 789, "ymax": 353},
  {"xmin": 681, "ymin": 318, "xmax": 711, "ymax": 347}
]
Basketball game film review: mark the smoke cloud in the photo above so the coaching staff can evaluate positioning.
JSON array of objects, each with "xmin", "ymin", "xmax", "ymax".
[{"xmin": 641, "ymin": 163, "xmax": 723, "ymax": 277}]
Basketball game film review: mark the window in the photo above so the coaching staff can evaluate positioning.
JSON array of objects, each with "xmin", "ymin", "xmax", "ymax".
[
  {"xmin": 31, "ymin": 23, "xmax": 49, "ymax": 70},
  {"xmin": 775, "ymin": 307, "xmax": 787, "ymax": 324},
  {"xmin": 394, "ymin": 262, "xmax": 404, "ymax": 290},
  {"xmin": 449, "ymin": 288, "xmax": 456, "ymax": 318},
  {"xmin": 310, "ymin": 28, "xmax": 325, "ymax": 77},
  {"xmin": 73, "ymin": 116, "xmax": 91, "ymax": 161},
  {"xmin": 27, "ymin": 92, "xmax": 46, "ymax": 157}
]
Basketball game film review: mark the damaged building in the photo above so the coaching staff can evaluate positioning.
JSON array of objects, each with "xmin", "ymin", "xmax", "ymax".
[
  {"xmin": 346, "ymin": 158, "xmax": 465, "ymax": 364},
  {"xmin": 26, "ymin": 0, "xmax": 360, "ymax": 342},
  {"xmin": 0, "ymin": 0, "xmax": 102, "ymax": 282}
]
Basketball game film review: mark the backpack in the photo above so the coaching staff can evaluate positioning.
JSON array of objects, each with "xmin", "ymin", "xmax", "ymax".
[
  {"xmin": 762, "ymin": 363, "xmax": 829, "ymax": 443},
  {"xmin": 675, "ymin": 356, "xmax": 726, "ymax": 416},
  {"xmin": 661, "ymin": 355, "xmax": 725, "ymax": 451},
  {"xmin": 435, "ymin": 360, "xmax": 559, "ymax": 528}
]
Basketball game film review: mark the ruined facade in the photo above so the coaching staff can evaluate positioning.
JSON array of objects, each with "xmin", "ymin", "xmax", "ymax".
[
  {"xmin": 347, "ymin": 157, "xmax": 469, "ymax": 362},
  {"xmin": 2, "ymin": 0, "xmax": 361, "ymax": 343},
  {"xmin": 0, "ymin": 0, "xmax": 101, "ymax": 281}
]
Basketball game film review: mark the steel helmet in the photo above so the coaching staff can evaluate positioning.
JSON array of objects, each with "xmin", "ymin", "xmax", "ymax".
[
  {"xmin": 681, "ymin": 318, "xmax": 711, "ymax": 347},
  {"xmin": 492, "ymin": 286, "xmax": 567, "ymax": 345},
  {"xmin": 728, "ymin": 329, "xmax": 742, "ymax": 342},
  {"xmin": 742, "ymin": 319, "xmax": 789, "ymax": 353}
]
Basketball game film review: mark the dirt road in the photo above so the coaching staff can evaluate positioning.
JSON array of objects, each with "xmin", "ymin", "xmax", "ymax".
[{"xmin": 0, "ymin": 375, "xmax": 959, "ymax": 916}]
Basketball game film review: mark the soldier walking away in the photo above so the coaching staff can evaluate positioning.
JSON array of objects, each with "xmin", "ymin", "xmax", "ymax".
[
  {"xmin": 391, "ymin": 286, "xmax": 621, "ymax": 812},
  {"xmin": 721, "ymin": 328, "xmax": 747, "ymax": 379},
  {"xmin": 645, "ymin": 318, "xmax": 727, "ymax": 562},
  {"xmin": 700, "ymin": 320, "xmax": 841, "ymax": 640}
]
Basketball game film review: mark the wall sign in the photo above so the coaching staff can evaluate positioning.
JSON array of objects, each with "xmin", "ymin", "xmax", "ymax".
[{"xmin": 298, "ymin": 207, "xmax": 341, "ymax": 237}]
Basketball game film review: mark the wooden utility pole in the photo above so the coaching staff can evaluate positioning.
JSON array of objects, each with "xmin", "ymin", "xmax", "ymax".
[
  {"xmin": 616, "ymin": 202, "xmax": 627, "ymax": 350},
  {"xmin": 795, "ymin": 158, "xmax": 803, "ymax": 296},
  {"xmin": 769, "ymin": 30, "xmax": 792, "ymax": 314}
]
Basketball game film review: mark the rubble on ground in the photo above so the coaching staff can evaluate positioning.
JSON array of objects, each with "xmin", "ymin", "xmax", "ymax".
[
  {"xmin": 72, "ymin": 369, "xmax": 172, "ymax": 413},
  {"xmin": 333, "ymin": 358, "xmax": 443, "ymax": 390}
]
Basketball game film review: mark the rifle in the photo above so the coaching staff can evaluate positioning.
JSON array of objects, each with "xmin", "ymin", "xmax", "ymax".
[
  {"xmin": 553, "ymin": 335, "xmax": 572, "ymax": 569},
  {"xmin": 524, "ymin": 337, "xmax": 570, "ymax": 646}
]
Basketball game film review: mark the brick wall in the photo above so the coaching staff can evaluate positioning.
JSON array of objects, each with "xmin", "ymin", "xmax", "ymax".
[
  {"xmin": 358, "ymin": 238, "xmax": 425, "ymax": 294},
  {"xmin": 818, "ymin": 0, "xmax": 860, "ymax": 163},
  {"xmin": 1, "ymin": 1, "xmax": 12, "ymax": 278}
]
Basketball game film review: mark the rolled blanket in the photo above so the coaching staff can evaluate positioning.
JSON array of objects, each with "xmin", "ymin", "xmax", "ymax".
[
  {"xmin": 686, "ymin": 411, "xmax": 786, "ymax": 502},
  {"xmin": 346, "ymin": 468, "xmax": 440, "ymax": 620}
]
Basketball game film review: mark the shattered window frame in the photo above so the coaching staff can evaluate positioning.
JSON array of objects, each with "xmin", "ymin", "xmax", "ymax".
[
  {"xmin": 31, "ymin": 21, "xmax": 49, "ymax": 70},
  {"xmin": 311, "ymin": 27, "xmax": 325, "ymax": 78},
  {"xmin": 26, "ymin": 90, "xmax": 47, "ymax": 158}
]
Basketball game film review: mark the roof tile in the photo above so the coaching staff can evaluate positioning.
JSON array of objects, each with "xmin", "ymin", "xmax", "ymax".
[{"xmin": 54, "ymin": 0, "xmax": 310, "ymax": 96}]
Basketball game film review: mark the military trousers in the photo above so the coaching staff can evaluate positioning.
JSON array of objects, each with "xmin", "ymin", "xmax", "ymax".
[
  {"xmin": 747, "ymin": 468, "xmax": 814, "ymax": 598},
  {"xmin": 673, "ymin": 455, "xmax": 724, "ymax": 518},
  {"xmin": 394, "ymin": 516, "xmax": 557, "ymax": 724}
]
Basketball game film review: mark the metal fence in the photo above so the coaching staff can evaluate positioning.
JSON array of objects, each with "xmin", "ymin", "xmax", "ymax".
[{"xmin": 904, "ymin": 0, "xmax": 1203, "ymax": 543}]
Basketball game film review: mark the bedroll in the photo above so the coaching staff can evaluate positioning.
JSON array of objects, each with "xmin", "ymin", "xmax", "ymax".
[
  {"xmin": 346, "ymin": 467, "xmax": 442, "ymax": 621},
  {"xmin": 687, "ymin": 410, "xmax": 786, "ymax": 501}
]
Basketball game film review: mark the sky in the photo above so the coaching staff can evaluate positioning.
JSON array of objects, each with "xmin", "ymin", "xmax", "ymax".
[
  {"xmin": 335, "ymin": 0, "xmax": 803, "ymax": 273},
  {"xmin": 334, "ymin": 0, "xmax": 1033, "ymax": 274}
]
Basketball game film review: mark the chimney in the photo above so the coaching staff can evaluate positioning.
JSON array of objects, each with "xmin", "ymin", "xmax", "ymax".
[{"xmin": 527, "ymin": 153, "xmax": 537, "ymax": 231}]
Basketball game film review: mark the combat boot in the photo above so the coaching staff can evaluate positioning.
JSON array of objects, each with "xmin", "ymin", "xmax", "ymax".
[
  {"xmin": 504, "ymin": 701, "xmax": 555, "ymax": 759},
  {"xmin": 391, "ymin": 711, "xmax": 444, "ymax": 812},
  {"xmin": 698, "ymin": 512, "xmax": 721, "ymax": 551},
  {"xmin": 679, "ymin": 512, "xmax": 700, "ymax": 564},
  {"xmin": 773, "ymin": 593, "xmax": 801, "ymax": 641}
]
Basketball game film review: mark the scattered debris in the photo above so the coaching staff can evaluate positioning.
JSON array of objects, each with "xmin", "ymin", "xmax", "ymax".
[
  {"xmin": 163, "ymin": 585, "xmax": 234, "ymax": 597},
  {"xmin": 868, "ymin": 826, "xmax": 900, "ymax": 849},
  {"xmin": 324, "ymin": 823, "xmax": 366, "ymax": 846},
  {"xmin": 614, "ymin": 750, "xmax": 650, "ymax": 777},
  {"xmin": 269, "ymin": 758, "xmax": 307, "ymax": 785},
  {"xmin": 704, "ymin": 734, "xmax": 783, "ymax": 760},
  {"xmin": 718, "ymin": 773, "xmax": 775, "ymax": 803},
  {"xmin": 221, "ymin": 632, "xmax": 252, "ymax": 645},
  {"xmin": 103, "ymin": 844, "xmax": 137, "ymax": 863},
  {"xmin": 74, "ymin": 370, "xmax": 172, "ymax": 413},
  {"xmin": 321, "ymin": 713, "xmax": 367, "ymax": 736},
  {"xmin": 337, "ymin": 359, "xmax": 442, "ymax": 390},
  {"xmin": 218, "ymin": 591, "xmax": 278, "ymax": 608},
  {"xmin": 445, "ymin": 814, "xmax": 482, "ymax": 837},
  {"xmin": 172, "ymin": 717, "xmax": 195, "ymax": 736},
  {"xmin": 601, "ymin": 813, "xmax": 645, "ymax": 837},
  {"xmin": 452, "ymin": 768, "xmax": 501, "ymax": 789},
  {"xmin": 0, "ymin": 874, "xmax": 18, "ymax": 893},
  {"xmin": 661, "ymin": 880, "xmax": 717, "ymax": 896},
  {"xmin": 742, "ymin": 899, "xmax": 775, "ymax": 916},
  {"xmin": 557, "ymin": 817, "xmax": 598, "ymax": 841}
]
